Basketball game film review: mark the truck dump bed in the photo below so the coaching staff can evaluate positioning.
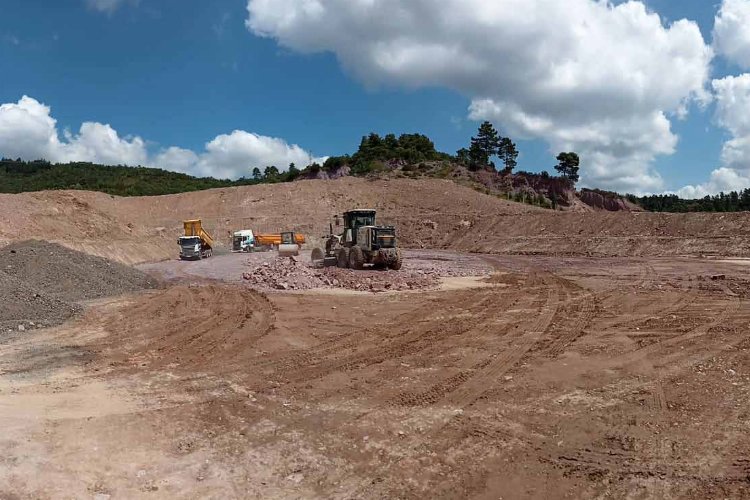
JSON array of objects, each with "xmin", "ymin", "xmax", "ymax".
[
  {"xmin": 255, "ymin": 233, "xmax": 305, "ymax": 247},
  {"xmin": 183, "ymin": 219, "xmax": 214, "ymax": 248}
]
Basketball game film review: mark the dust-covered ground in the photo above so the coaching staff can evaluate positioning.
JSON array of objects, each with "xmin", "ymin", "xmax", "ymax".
[
  {"xmin": 2, "ymin": 252, "xmax": 750, "ymax": 499},
  {"xmin": 137, "ymin": 249, "xmax": 492, "ymax": 292}
]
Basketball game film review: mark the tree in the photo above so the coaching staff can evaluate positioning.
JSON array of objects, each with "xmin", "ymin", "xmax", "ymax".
[
  {"xmin": 263, "ymin": 165, "xmax": 280, "ymax": 182},
  {"xmin": 554, "ymin": 152, "xmax": 580, "ymax": 183},
  {"xmin": 286, "ymin": 163, "xmax": 300, "ymax": 181},
  {"xmin": 252, "ymin": 167, "xmax": 261, "ymax": 181},
  {"xmin": 384, "ymin": 133, "xmax": 399, "ymax": 150},
  {"xmin": 468, "ymin": 121, "xmax": 501, "ymax": 170},
  {"xmin": 456, "ymin": 147, "xmax": 470, "ymax": 166},
  {"xmin": 498, "ymin": 137, "xmax": 518, "ymax": 174}
]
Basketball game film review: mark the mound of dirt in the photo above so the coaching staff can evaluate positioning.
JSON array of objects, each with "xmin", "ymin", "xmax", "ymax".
[
  {"xmin": 2, "ymin": 240, "xmax": 159, "ymax": 301},
  {"xmin": 0, "ymin": 240, "xmax": 160, "ymax": 334}
]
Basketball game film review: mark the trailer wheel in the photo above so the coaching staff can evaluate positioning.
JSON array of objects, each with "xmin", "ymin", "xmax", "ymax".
[{"xmin": 337, "ymin": 248, "xmax": 350, "ymax": 268}]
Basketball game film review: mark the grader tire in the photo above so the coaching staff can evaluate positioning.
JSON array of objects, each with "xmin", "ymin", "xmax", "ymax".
[
  {"xmin": 389, "ymin": 249, "xmax": 403, "ymax": 270},
  {"xmin": 349, "ymin": 246, "xmax": 365, "ymax": 270},
  {"xmin": 337, "ymin": 248, "xmax": 350, "ymax": 268},
  {"xmin": 311, "ymin": 247, "xmax": 325, "ymax": 262}
]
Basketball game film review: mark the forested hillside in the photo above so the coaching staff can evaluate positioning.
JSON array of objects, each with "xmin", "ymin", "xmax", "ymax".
[{"xmin": 4, "ymin": 121, "xmax": 750, "ymax": 213}]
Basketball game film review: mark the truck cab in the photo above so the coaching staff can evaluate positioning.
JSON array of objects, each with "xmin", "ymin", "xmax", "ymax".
[
  {"xmin": 178, "ymin": 236, "xmax": 204, "ymax": 259},
  {"xmin": 179, "ymin": 219, "xmax": 214, "ymax": 260},
  {"xmin": 232, "ymin": 229, "xmax": 255, "ymax": 252}
]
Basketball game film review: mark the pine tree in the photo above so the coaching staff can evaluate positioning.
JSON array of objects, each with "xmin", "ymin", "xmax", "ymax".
[
  {"xmin": 498, "ymin": 137, "xmax": 518, "ymax": 174},
  {"xmin": 554, "ymin": 152, "xmax": 580, "ymax": 183},
  {"xmin": 469, "ymin": 121, "xmax": 501, "ymax": 170}
]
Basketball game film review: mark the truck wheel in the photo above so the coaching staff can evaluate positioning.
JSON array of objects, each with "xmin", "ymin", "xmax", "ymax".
[
  {"xmin": 337, "ymin": 248, "xmax": 350, "ymax": 268},
  {"xmin": 311, "ymin": 247, "xmax": 325, "ymax": 262},
  {"xmin": 349, "ymin": 246, "xmax": 365, "ymax": 270},
  {"xmin": 389, "ymin": 249, "xmax": 403, "ymax": 270}
]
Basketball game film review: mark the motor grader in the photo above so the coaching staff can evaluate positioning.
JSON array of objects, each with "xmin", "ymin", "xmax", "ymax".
[{"xmin": 311, "ymin": 209, "xmax": 402, "ymax": 270}]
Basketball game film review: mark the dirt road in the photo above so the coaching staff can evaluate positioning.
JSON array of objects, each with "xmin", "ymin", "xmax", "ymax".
[{"xmin": 2, "ymin": 252, "xmax": 750, "ymax": 498}]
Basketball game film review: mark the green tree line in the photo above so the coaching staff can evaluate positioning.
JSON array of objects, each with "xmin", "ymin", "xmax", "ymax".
[
  {"xmin": 631, "ymin": 190, "xmax": 750, "ymax": 213},
  {"xmin": 0, "ymin": 158, "xmax": 300, "ymax": 196}
]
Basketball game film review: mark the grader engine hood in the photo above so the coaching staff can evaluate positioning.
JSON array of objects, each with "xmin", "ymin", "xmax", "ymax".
[
  {"xmin": 356, "ymin": 226, "xmax": 396, "ymax": 250},
  {"xmin": 374, "ymin": 227, "xmax": 396, "ymax": 249}
]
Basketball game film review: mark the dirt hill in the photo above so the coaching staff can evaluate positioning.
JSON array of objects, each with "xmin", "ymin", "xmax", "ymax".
[{"xmin": 2, "ymin": 178, "xmax": 750, "ymax": 264}]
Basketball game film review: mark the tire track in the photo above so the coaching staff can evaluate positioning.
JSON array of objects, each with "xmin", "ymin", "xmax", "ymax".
[
  {"xmin": 278, "ymin": 291, "xmax": 516, "ymax": 384},
  {"xmin": 548, "ymin": 447, "xmax": 750, "ymax": 484},
  {"xmin": 540, "ymin": 290, "xmax": 597, "ymax": 358},
  {"xmin": 441, "ymin": 283, "xmax": 561, "ymax": 409}
]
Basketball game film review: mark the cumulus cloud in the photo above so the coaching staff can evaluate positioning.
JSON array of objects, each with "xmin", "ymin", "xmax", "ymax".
[
  {"xmin": 85, "ymin": 0, "xmax": 127, "ymax": 15},
  {"xmin": 155, "ymin": 132, "xmax": 325, "ymax": 179},
  {"xmin": 246, "ymin": 0, "xmax": 712, "ymax": 192},
  {"xmin": 0, "ymin": 96, "xmax": 147, "ymax": 166},
  {"xmin": 676, "ymin": 74, "xmax": 750, "ymax": 198},
  {"xmin": 0, "ymin": 96, "xmax": 321, "ymax": 179},
  {"xmin": 713, "ymin": 0, "xmax": 750, "ymax": 69}
]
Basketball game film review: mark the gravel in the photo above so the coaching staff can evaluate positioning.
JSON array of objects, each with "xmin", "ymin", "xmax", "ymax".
[
  {"xmin": 2, "ymin": 240, "xmax": 160, "ymax": 302},
  {"xmin": 0, "ymin": 271, "xmax": 81, "ymax": 332},
  {"xmin": 1, "ymin": 240, "xmax": 161, "ymax": 334}
]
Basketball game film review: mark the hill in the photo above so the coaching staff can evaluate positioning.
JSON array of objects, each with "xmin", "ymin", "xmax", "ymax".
[
  {"xmin": 0, "ymin": 158, "xmax": 246, "ymax": 196},
  {"xmin": 2, "ymin": 178, "xmax": 750, "ymax": 265}
]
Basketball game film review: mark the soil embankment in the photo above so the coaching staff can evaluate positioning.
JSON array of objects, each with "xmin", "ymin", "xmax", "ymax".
[{"xmin": 3, "ymin": 179, "xmax": 750, "ymax": 264}]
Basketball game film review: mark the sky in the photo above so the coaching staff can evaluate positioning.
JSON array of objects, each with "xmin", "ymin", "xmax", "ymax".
[{"xmin": 3, "ymin": 0, "xmax": 750, "ymax": 196}]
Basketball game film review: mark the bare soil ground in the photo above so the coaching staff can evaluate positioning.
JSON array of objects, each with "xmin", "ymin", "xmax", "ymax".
[
  {"xmin": 137, "ymin": 249, "xmax": 491, "ymax": 292},
  {"xmin": 2, "ymin": 251, "xmax": 750, "ymax": 499},
  {"xmin": 4, "ymin": 178, "xmax": 750, "ymax": 265}
]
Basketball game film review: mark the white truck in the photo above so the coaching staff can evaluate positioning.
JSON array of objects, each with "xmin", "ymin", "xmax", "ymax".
[{"xmin": 232, "ymin": 229, "xmax": 255, "ymax": 252}]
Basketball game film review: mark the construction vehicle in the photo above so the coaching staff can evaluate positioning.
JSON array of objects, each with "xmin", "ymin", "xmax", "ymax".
[
  {"xmin": 312, "ymin": 209, "xmax": 402, "ymax": 270},
  {"xmin": 232, "ymin": 229, "xmax": 255, "ymax": 252},
  {"xmin": 254, "ymin": 232, "xmax": 305, "ymax": 250},
  {"xmin": 278, "ymin": 231, "xmax": 301, "ymax": 257},
  {"xmin": 178, "ymin": 219, "xmax": 214, "ymax": 260}
]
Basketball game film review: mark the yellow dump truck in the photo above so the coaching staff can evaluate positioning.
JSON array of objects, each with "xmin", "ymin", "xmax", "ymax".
[{"xmin": 178, "ymin": 219, "xmax": 214, "ymax": 260}]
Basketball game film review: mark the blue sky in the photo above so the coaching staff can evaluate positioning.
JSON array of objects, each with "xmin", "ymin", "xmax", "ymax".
[{"xmin": 1, "ymin": 0, "xmax": 750, "ymax": 196}]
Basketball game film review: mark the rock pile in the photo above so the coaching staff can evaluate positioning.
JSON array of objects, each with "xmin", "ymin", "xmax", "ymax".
[
  {"xmin": 242, "ymin": 257, "xmax": 328, "ymax": 291},
  {"xmin": 242, "ymin": 256, "xmax": 450, "ymax": 292},
  {"xmin": 3, "ymin": 240, "xmax": 160, "ymax": 302},
  {"xmin": 1, "ymin": 240, "xmax": 161, "ymax": 334}
]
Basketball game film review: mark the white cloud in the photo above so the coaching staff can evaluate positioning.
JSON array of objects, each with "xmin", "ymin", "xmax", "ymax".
[
  {"xmin": 246, "ymin": 0, "xmax": 712, "ymax": 193},
  {"xmin": 0, "ymin": 96, "xmax": 321, "ymax": 179},
  {"xmin": 154, "ymin": 147, "xmax": 200, "ymax": 174},
  {"xmin": 675, "ymin": 168, "xmax": 750, "ymax": 199},
  {"xmin": 676, "ymin": 74, "xmax": 750, "ymax": 197},
  {"xmin": 86, "ymin": 0, "xmax": 125, "ymax": 14},
  {"xmin": 194, "ymin": 131, "xmax": 321, "ymax": 178},
  {"xmin": 154, "ymin": 131, "xmax": 325, "ymax": 179},
  {"xmin": 713, "ymin": 0, "xmax": 750, "ymax": 69},
  {"xmin": 0, "ymin": 96, "xmax": 147, "ymax": 166},
  {"xmin": 85, "ymin": 0, "xmax": 140, "ymax": 15}
]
